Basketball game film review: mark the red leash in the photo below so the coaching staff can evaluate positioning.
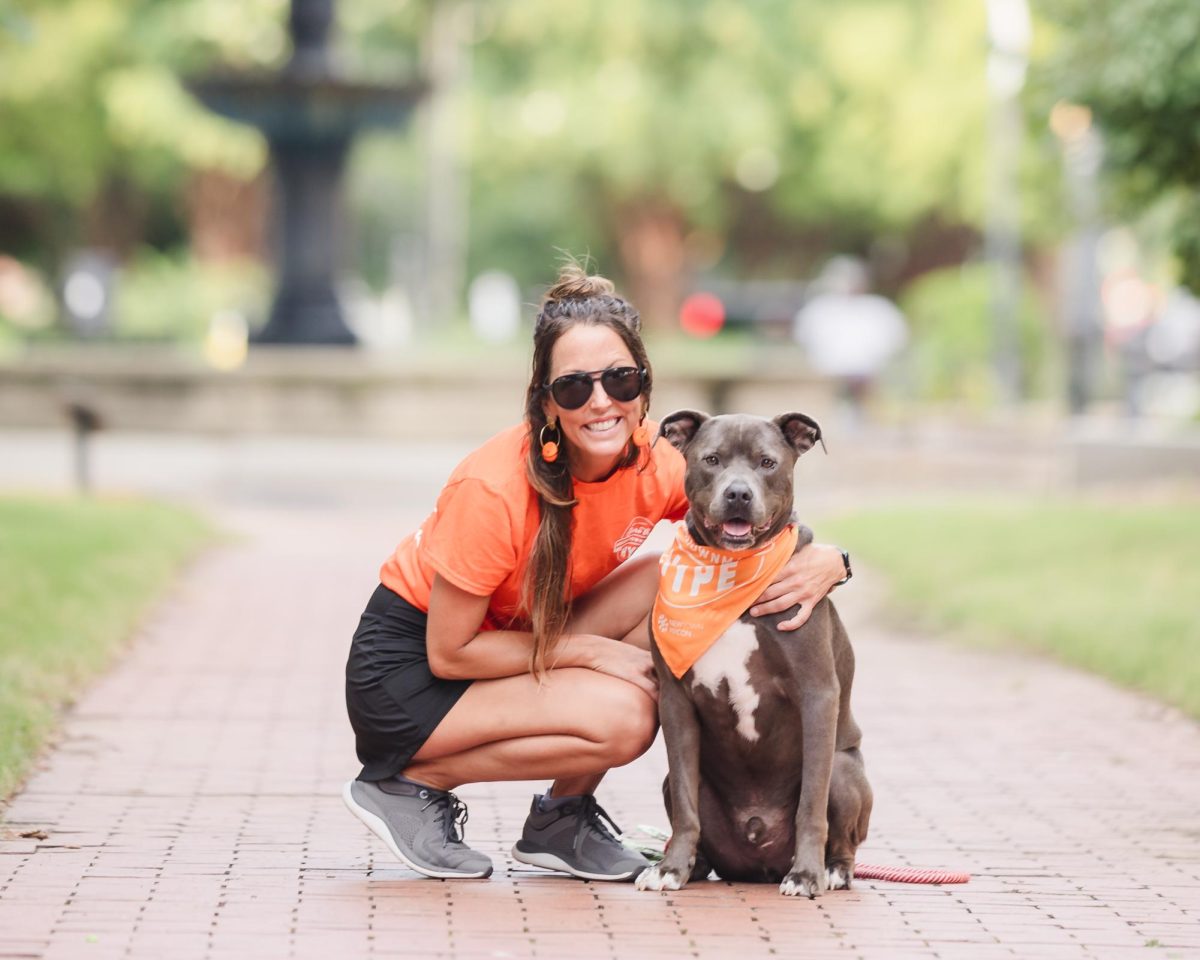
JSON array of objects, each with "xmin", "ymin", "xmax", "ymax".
[{"xmin": 854, "ymin": 863, "xmax": 970, "ymax": 884}]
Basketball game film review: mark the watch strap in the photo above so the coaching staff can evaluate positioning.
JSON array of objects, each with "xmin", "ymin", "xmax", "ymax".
[{"xmin": 835, "ymin": 549, "xmax": 852, "ymax": 586}]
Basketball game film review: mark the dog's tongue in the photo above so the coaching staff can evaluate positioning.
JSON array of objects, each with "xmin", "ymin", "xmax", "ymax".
[{"xmin": 722, "ymin": 520, "xmax": 752, "ymax": 538}]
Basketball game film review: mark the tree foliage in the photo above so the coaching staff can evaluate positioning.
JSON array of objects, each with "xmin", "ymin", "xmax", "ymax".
[
  {"xmin": 1037, "ymin": 0, "xmax": 1200, "ymax": 290},
  {"xmin": 0, "ymin": 0, "xmax": 263, "ymax": 263},
  {"xmin": 1, "ymin": 0, "xmax": 1048, "ymax": 316},
  {"xmin": 0, "ymin": 0, "xmax": 424, "ymax": 265},
  {"xmin": 464, "ymin": 0, "xmax": 997, "ymax": 306}
]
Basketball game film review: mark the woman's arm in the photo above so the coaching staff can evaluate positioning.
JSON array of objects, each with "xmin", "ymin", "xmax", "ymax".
[
  {"xmin": 425, "ymin": 575, "xmax": 658, "ymax": 697},
  {"xmin": 748, "ymin": 541, "xmax": 848, "ymax": 631}
]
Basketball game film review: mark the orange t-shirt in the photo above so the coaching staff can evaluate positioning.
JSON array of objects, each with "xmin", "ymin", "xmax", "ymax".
[{"xmin": 380, "ymin": 423, "xmax": 690, "ymax": 629}]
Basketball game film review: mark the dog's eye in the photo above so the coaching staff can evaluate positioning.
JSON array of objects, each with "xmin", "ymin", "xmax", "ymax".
[
  {"xmin": 760, "ymin": 457, "xmax": 777, "ymax": 469},
  {"xmin": 702, "ymin": 454, "xmax": 720, "ymax": 466}
]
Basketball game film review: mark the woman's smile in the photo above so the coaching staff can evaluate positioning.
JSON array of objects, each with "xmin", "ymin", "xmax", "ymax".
[{"xmin": 543, "ymin": 325, "xmax": 643, "ymax": 482}]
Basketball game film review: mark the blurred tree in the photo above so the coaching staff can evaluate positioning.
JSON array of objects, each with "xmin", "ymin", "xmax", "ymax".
[
  {"xmin": 900, "ymin": 261, "xmax": 1054, "ymax": 405},
  {"xmin": 0, "ymin": 0, "xmax": 424, "ymax": 271},
  {"xmin": 463, "ymin": 0, "xmax": 1002, "ymax": 325},
  {"xmin": 0, "ymin": 0, "xmax": 275, "ymax": 269},
  {"xmin": 1, "ymin": 0, "xmax": 1058, "ymax": 336},
  {"xmin": 1038, "ymin": 0, "xmax": 1200, "ymax": 292}
]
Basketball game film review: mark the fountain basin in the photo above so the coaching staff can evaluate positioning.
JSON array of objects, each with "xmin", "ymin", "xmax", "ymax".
[{"xmin": 189, "ymin": 73, "xmax": 426, "ymax": 143}]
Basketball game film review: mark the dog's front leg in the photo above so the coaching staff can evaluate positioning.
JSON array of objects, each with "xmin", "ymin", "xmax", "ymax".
[
  {"xmin": 780, "ymin": 687, "xmax": 839, "ymax": 898},
  {"xmin": 636, "ymin": 669, "xmax": 703, "ymax": 892}
]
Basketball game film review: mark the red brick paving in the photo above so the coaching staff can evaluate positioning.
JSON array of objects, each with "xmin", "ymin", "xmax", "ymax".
[{"xmin": 2, "ymin": 501, "xmax": 1199, "ymax": 959}]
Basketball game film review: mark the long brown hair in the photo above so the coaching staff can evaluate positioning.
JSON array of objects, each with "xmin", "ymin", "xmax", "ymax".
[{"xmin": 522, "ymin": 262, "xmax": 653, "ymax": 675}]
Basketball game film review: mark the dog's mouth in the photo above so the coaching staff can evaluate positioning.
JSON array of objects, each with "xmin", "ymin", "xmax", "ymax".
[
  {"xmin": 700, "ymin": 515, "xmax": 767, "ymax": 549},
  {"xmin": 721, "ymin": 519, "xmax": 753, "ymax": 540}
]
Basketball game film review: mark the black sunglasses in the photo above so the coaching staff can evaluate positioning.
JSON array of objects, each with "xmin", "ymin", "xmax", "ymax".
[{"xmin": 545, "ymin": 366, "xmax": 647, "ymax": 410}]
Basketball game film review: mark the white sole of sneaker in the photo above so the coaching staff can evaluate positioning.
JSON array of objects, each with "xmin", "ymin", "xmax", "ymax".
[
  {"xmin": 510, "ymin": 843, "xmax": 642, "ymax": 882},
  {"xmin": 342, "ymin": 781, "xmax": 492, "ymax": 880}
]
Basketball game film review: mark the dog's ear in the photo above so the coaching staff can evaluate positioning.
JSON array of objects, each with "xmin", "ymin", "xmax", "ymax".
[
  {"xmin": 656, "ymin": 409, "xmax": 710, "ymax": 454},
  {"xmin": 773, "ymin": 412, "xmax": 826, "ymax": 457}
]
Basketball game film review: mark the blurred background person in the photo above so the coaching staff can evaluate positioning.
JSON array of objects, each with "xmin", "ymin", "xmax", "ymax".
[{"xmin": 792, "ymin": 257, "xmax": 909, "ymax": 429}]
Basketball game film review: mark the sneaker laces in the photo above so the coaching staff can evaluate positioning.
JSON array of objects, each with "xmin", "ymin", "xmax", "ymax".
[
  {"xmin": 421, "ymin": 790, "xmax": 470, "ymax": 846},
  {"xmin": 574, "ymin": 795, "xmax": 624, "ymax": 850}
]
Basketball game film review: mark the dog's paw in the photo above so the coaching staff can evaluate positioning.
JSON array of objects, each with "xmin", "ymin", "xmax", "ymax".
[
  {"xmin": 636, "ymin": 865, "xmax": 686, "ymax": 892},
  {"xmin": 825, "ymin": 863, "xmax": 851, "ymax": 891},
  {"xmin": 779, "ymin": 869, "xmax": 823, "ymax": 898}
]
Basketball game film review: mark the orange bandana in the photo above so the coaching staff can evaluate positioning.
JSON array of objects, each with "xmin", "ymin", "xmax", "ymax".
[{"xmin": 651, "ymin": 523, "xmax": 798, "ymax": 679}]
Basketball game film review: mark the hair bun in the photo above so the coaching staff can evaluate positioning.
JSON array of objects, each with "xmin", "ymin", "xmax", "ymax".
[{"xmin": 542, "ymin": 262, "xmax": 616, "ymax": 304}]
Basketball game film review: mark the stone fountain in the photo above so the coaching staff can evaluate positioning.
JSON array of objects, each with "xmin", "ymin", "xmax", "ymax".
[{"xmin": 190, "ymin": 0, "xmax": 424, "ymax": 345}]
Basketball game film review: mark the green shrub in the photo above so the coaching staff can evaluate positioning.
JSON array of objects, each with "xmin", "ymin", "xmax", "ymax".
[
  {"xmin": 113, "ymin": 250, "xmax": 267, "ymax": 343},
  {"xmin": 899, "ymin": 262, "xmax": 1058, "ymax": 404}
]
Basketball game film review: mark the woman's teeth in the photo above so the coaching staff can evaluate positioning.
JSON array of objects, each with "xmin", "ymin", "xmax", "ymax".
[{"xmin": 585, "ymin": 418, "xmax": 620, "ymax": 432}]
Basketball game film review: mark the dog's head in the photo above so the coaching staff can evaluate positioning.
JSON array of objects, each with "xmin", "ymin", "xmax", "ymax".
[{"xmin": 658, "ymin": 410, "xmax": 822, "ymax": 551}]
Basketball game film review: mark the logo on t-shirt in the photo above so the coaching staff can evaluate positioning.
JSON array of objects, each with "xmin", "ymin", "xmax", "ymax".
[{"xmin": 614, "ymin": 516, "xmax": 654, "ymax": 561}]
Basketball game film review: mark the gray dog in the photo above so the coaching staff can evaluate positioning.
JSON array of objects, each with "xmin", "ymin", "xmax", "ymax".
[{"xmin": 636, "ymin": 410, "xmax": 872, "ymax": 898}]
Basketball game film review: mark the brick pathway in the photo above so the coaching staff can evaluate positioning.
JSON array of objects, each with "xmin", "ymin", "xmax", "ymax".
[{"xmin": 3, "ymin": 450, "xmax": 1200, "ymax": 958}]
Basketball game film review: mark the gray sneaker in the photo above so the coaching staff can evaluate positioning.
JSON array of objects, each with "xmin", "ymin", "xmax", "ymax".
[
  {"xmin": 342, "ymin": 779, "xmax": 493, "ymax": 879},
  {"xmin": 511, "ymin": 794, "xmax": 650, "ymax": 881}
]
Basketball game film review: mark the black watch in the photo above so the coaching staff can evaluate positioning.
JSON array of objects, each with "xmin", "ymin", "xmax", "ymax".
[{"xmin": 835, "ymin": 549, "xmax": 852, "ymax": 586}]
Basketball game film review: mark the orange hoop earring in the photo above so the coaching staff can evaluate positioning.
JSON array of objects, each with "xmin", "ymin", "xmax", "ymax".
[
  {"xmin": 632, "ymin": 422, "xmax": 650, "ymax": 447},
  {"xmin": 539, "ymin": 421, "xmax": 561, "ymax": 463}
]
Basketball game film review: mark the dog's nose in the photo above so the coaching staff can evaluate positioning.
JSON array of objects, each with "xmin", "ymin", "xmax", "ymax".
[{"xmin": 724, "ymin": 481, "xmax": 753, "ymax": 504}]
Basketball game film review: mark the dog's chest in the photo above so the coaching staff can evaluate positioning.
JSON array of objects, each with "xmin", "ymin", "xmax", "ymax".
[{"xmin": 688, "ymin": 620, "xmax": 765, "ymax": 742}]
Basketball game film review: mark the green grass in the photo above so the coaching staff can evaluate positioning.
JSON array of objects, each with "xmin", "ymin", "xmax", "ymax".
[
  {"xmin": 822, "ymin": 500, "xmax": 1200, "ymax": 719},
  {"xmin": 0, "ymin": 498, "xmax": 213, "ymax": 800}
]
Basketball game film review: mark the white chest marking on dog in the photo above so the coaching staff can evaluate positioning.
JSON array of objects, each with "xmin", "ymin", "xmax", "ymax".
[{"xmin": 691, "ymin": 620, "xmax": 761, "ymax": 742}]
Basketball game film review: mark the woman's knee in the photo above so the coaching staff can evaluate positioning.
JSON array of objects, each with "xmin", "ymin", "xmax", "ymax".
[{"xmin": 595, "ymin": 683, "xmax": 658, "ymax": 766}]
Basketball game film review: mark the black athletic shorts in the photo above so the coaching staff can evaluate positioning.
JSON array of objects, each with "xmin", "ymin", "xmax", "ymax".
[{"xmin": 344, "ymin": 584, "xmax": 472, "ymax": 781}]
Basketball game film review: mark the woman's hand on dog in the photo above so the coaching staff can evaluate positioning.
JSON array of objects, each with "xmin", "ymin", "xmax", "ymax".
[
  {"xmin": 573, "ymin": 634, "xmax": 659, "ymax": 700},
  {"xmin": 749, "ymin": 542, "xmax": 846, "ymax": 631}
]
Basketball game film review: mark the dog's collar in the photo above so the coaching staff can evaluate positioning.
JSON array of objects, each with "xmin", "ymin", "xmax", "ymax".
[{"xmin": 652, "ymin": 522, "xmax": 798, "ymax": 679}]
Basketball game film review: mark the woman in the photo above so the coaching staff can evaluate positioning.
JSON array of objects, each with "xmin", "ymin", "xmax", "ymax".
[{"xmin": 344, "ymin": 265, "xmax": 849, "ymax": 881}]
